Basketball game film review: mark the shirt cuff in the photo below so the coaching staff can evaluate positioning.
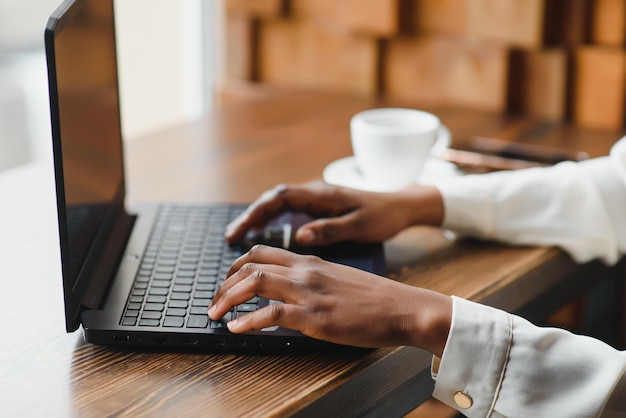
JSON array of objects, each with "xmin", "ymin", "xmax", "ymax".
[
  {"xmin": 431, "ymin": 296, "xmax": 512, "ymax": 417},
  {"xmin": 436, "ymin": 175, "xmax": 495, "ymax": 239}
]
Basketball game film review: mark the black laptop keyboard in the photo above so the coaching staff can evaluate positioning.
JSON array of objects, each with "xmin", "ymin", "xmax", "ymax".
[{"xmin": 120, "ymin": 204, "xmax": 260, "ymax": 329}]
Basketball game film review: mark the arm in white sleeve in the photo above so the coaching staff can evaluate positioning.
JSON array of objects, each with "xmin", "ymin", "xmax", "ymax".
[
  {"xmin": 436, "ymin": 138, "xmax": 626, "ymax": 265},
  {"xmin": 432, "ymin": 297, "xmax": 626, "ymax": 417},
  {"xmin": 429, "ymin": 139, "xmax": 626, "ymax": 416}
]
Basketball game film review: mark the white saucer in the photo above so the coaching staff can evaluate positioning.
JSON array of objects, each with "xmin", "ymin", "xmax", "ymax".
[{"xmin": 323, "ymin": 156, "xmax": 461, "ymax": 192}]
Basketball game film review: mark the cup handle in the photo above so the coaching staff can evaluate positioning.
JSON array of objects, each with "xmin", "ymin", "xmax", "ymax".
[{"xmin": 432, "ymin": 124, "xmax": 451, "ymax": 156}]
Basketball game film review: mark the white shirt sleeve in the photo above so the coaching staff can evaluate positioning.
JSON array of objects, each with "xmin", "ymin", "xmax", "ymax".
[
  {"xmin": 429, "ymin": 138, "xmax": 626, "ymax": 416},
  {"xmin": 433, "ymin": 297, "xmax": 626, "ymax": 417},
  {"xmin": 437, "ymin": 140, "xmax": 626, "ymax": 265}
]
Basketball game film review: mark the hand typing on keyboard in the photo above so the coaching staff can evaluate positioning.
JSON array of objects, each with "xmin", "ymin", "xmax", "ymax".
[{"xmin": 209, "ymin": 244, "xmax": 451, "ymax": 357}]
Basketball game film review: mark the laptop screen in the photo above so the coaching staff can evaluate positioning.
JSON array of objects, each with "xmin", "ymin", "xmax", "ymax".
[{"xmin": 47, "ymin": 0, "xmax": 124, "ymax": 300}]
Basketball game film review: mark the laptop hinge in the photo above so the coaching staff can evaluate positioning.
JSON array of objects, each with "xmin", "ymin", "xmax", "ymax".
[{"xmin": 81, "ymin": 209, "xmax": 136, "ymax": 310}]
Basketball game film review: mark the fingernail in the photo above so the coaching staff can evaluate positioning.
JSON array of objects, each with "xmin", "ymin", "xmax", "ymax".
[
  {"xmin": 208, "ymin": 305, "xmax": 216, "ymax": 318},
  {"xmin": 227, "ymin": 319, "xmax": 240, "ymax": 332},
  {"xmin": 297, "ymin": 228, "xmax": 316, "ymax": 244}
]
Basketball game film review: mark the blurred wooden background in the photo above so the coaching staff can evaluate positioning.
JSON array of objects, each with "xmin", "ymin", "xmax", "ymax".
[{"xmin": 220, "ymin": 0, "xmax": 626, "ymax": 132}]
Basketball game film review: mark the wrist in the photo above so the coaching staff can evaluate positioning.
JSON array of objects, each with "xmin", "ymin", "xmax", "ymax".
[
  {"xmin": 405, "ymin": 289, "xmax": 452, "ymax": 357},
  {"xmin": 396, "ymin": 184, "xmax": 445, "ymax": 228}
]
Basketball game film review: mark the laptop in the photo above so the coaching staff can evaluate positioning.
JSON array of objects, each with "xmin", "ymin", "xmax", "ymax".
[{"xmin": 45, "ymin": 0, "xmax": 386, "ymax": 350}]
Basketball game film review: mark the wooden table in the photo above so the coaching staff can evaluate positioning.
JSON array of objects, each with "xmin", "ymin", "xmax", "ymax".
[{"xmin": 1, "ymin": 89, "xmax": 622, "ymax": 417}]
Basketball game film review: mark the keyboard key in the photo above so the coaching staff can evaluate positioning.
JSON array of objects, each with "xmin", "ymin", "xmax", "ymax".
[
  {"xmin": 180, "ymin": 256, "xmax": 200, "ymax": 264},
  {"xmin": 166, "ymin": 308, "xmax": 187, "ymax": 317},
  {"xmin": 172, "ymin": 285, "xmax": 192, "ymax": 293},
  {"xmin": 203, "ymin": 249, "xmax": 221, "ymax": 256},
  {"xmin": 149, "ymin": 288, "xmax": 168, "ymax": 296},
  {"xmin": 122, "ymin": 317, "xmax": 137, "ymax": 326},
  {"xmin": 197, "ymin": 274, "xmax": 217, "ymax": 284},
  {"xmin": 196, "ymin": 283, "xmax": 215, "ymax": 291},
  {"xmin": 163, "ymin": 317, "xmax": 185, "ymax": 327},
  {"xmin": 141, "ymin": 311, "xmax": 162, "ymax": 320},
  {"xmin": 153, "ymin": 273, "xmax": 173, "ymax": 281},
  {"xmin": 169, "ymin": 300, "xmax": 188, "ymax": 309},
  {"xmin": 201, "ymin": 262, "xmax": 220, "ymax": 271},
  {"xmin": 144, "ymin": 303, "xmax": 165, "ymax": 311},
  {"xmin": 187, "ymin": 315, "xmax": 208, "ymax": 328},
  {"xmin": 139, "ymin": 319, "xmax": 160, "ymax": 327},
  {"xmin": 125, "ymin": 310, "xmax": 139, "ymax": 317},
  {"xmin": 146, "ymin": 295, "xmax": 166, "ymax": 304},
  {"xmin": 190, "ymin": 306, "xmax": 207, "ymax": 315},
  {"xmin": 210, "ymin": 320, "xmax": 226, "ymax": 329},
  {"xmin": 171, "ymin": 292, "xmax": 191, "ymax": 301},
  {"xmin": 151, "ymin": 280, "xmax": 171, "ymax": 288},
  {"xmin": 178, "ymin": 264, "xmax": 197, "ymax": 271},
  {"xmin": 192, "ymin": 298, "xmax": 211, "ymax": 307},
  {"xmin": 237, "ymin": 304, "xmax": 258, "ymax": 312},
  {"xmin": 128, "ymin": 302, "xmax": 142, "ymax": 310},
  {"xmin": 194, "ymin": 291, "xmax": 214, "ymax": 299}
]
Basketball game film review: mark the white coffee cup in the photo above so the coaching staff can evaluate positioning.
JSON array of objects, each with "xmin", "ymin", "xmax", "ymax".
[{"xmin": 350, "ymin": 108, "xmax": 450, "ymax": 191}]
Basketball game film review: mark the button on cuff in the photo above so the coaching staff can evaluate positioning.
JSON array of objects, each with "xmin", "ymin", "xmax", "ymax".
[{"xmin": 453, "ymin": 391, "xmax": 473, "ymax": 409}]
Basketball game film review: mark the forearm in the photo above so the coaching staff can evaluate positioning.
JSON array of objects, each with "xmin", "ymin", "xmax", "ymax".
[{"xmin": 435, "ymin": 157, "xmax": 626, "ymax": 264}]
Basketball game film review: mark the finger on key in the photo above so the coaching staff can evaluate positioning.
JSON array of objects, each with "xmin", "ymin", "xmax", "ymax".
[
  {"xmin": 227, "ymin": 303, "xmax": 308, "ymax": 334},
  {"xmin": 225, "ymin": 184, "xmax": 291, "ymax": 243},
  {"xmin": 209, "ymin": 268, "xmax": 293, "ymax": 320}
]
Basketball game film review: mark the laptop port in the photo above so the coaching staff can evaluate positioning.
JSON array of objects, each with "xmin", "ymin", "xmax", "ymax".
[
  {"xmin": 179, "ymin": 337, "xmax": 198, "ymax": 346},
  {"xmin": 112, "ymin": 334, "xmax": 130, "ymax": 343},
  {"xmin": 207, "ymin": 339, "xmax": 226, "ymax": 347},
  {"xmin": 151, "ymin": 337, "xmax": 167, "ymax": 346}
]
